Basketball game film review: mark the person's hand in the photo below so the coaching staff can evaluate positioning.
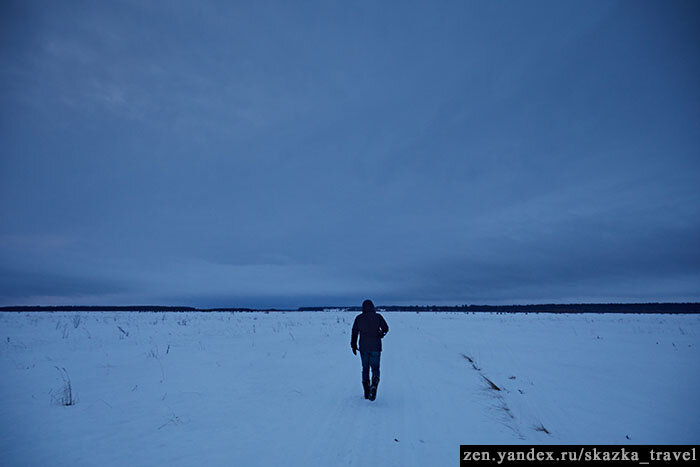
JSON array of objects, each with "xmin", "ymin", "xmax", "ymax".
[{"xmin": 351, "ymin": 346, "xmax": 357, "ymax": 355}]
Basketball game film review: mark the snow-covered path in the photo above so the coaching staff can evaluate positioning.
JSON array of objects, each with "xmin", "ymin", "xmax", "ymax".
[
  {"xmin": 299, "ymin": 317, "xmax": 505, "ymax": 466},
  {"xmin": 1, "ymin": 311, "xmax": 699, "ymax": 466}
]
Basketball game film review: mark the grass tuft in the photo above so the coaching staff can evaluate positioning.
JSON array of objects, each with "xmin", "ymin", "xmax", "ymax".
[
  {"xmin": 462, "ymin": 354, "xmax": 481, "ymax": 371},
  {"xmin": 53, "ymin": 366, "xmax": 76, "ymax": 406},
  {"xmin": 482, "ymin": 375, "xmax": 501, "ymax": 391},
  {"xmin": 534, "ymin": 423, "xmax": 550, "ymax": 435}
]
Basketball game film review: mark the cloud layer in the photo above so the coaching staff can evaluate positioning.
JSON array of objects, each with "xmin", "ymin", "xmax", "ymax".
[{"xmin": 1, "ymin": 1, "xmax": 699, "ymax": 306}]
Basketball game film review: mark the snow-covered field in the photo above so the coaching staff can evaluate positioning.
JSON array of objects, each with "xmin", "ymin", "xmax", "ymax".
[{"xmin": 1, "ymin": 311, "xmax": 698, "ymax": 466}]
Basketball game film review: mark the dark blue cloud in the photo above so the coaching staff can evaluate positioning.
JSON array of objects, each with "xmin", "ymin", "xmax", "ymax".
[{"xmin": 1, "ymin": 0, "xmax": 699, "ymax": 306}]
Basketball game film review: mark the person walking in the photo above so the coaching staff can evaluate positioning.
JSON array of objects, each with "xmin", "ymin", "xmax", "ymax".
[{"xmin": 351, "ymin": 299, "xmax": 389, "ymax": 401}]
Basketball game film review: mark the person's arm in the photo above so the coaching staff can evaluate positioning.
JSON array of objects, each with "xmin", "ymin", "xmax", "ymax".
[
  {"xmin": 378, "ymin": 314, "xmax": 389, "ymax": 338},
  {"xmin": 351, "ymin": 316, "xmax": 359, "ymax": 354}
]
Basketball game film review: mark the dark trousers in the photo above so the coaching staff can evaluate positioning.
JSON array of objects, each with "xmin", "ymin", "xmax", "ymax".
[{"xmin": 360, "ymin": 350, "xmax": 381, "ymax": 381}]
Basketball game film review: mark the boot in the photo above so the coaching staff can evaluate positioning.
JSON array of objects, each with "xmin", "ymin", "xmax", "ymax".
[
  {"xmin": 369, "ymin": 376, "xmax": 380, "ymax": 401},
  {"xmin": 362, "ymin": 380, "xmax": 371, "ymax": 399}
]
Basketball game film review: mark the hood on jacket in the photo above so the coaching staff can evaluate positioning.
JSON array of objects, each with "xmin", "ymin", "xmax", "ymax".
[{"xmin": 362, "ymin": 299, "xmax": 375, "ymax": 314}]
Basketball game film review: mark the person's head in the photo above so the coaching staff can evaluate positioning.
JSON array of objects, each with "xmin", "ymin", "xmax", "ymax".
[{"xmin": 362, "ymin": 299, "xmax": 375, "ymax": 313}]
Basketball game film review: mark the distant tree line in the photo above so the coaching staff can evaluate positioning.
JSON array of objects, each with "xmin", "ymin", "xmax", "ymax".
[
  {"xmin": 0, "ymin": 306, "xmax": 200, "ymax": 312},
  {"xmin": 299, "ymin": 303, "xmax": 700, "ymax": 313},
  {"xmin": 0, "ymin": 306, "xmax": 287, "ymax": 312},
  {"xmin": 2, "ymin": 302, "xmax": 699, "ymax": 313}
]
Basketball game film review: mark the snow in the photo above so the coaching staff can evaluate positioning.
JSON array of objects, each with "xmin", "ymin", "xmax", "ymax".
[{"xmin": 1, "ymin": 311, "xmax": 698, "ymax": 466}]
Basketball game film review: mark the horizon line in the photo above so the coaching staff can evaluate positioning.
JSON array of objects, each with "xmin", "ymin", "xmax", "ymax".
[{"xmin": 2, "ymin": 301, "xmax": 700, "ymax": 312}]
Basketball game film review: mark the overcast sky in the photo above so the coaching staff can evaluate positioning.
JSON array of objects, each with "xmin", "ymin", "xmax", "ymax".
[{"xmin": 1, "ymin": 0, "xmax": 699, "ymax": 308}]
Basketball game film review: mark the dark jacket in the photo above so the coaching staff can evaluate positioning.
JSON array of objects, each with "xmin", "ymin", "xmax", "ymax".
[{"xmin": 351, "ymin": 310, "xmax": 389, "ymax": 352}]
